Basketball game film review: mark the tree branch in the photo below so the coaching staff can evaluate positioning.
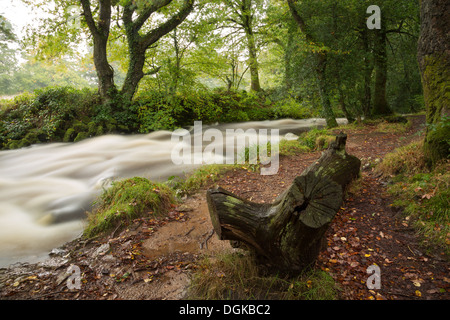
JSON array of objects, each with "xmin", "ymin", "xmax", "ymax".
[
  {"xmin": 287, "ymin": 0, "xmax": 316, "ymax": 44},
  {"xmin": 142, "ymin": 0, "xmax": 195, "ymax": 48},
  {"xmin": 144, "ymin": 66, "xmax": 161, "ymax": 76},
  {"xmin": 80, "ymin": 0, "xmax": 99, "ymax": 36},
  {"xmin": 134, "ymin": 0, "xmax": 173, "ymax": 32}
]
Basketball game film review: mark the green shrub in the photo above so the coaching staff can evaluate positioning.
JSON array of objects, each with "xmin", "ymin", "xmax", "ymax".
[
  {"xmin": 0, "ymin": 86, "xmax": 101, "ymax": 149},
  {"xmin": 298, "ymin": 128, "xmax": 334, "ymax": 151},
  {"xmin": 272, "ymin": 97, "xmax": 312, "ymax": 119},
  {"xmin": 136, "ymin": 89, "xmax": 279, "ymax": 133},
  {"xmin": 376, "ymin": 140, "xmax": 427, "ymax": 176},
  {"xmin": 278, "ymin": 140, "xmax": 310, "ymax": 156}
]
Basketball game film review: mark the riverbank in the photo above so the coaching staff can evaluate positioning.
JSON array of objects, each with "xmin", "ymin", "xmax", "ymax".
[{"xmin": 1, "ymin": 114, "xmax": 448, "ymax": 300}]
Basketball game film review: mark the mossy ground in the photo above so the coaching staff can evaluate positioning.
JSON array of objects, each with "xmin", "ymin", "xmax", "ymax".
[
  {"xmin": 376, "ymin": 141, "xmax": 450, "ymax": 255},
  {"xmin": 187, "ymin": 252, "xmax": 338, "ymax": 300},
  {"xmin": 83, "ymin": 177, "xmax": 176, "ymax": 238}
]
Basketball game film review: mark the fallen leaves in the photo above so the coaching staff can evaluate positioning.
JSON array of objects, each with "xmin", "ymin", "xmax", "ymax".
[{"xmin": 318, "ymin": 169, "xmax": 450, "ymax": 300}]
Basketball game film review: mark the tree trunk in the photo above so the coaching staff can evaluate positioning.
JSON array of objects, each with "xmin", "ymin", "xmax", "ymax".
[
  {"xmin": 338, "ymin": 86, "xmax": 355, "ymax": 123},
  {"xmin": 93, "ymin": 37, "xmax": 116, "ymax": 102},
  {"xmin": 287, "ymin": 0, "xmax": 337, "ymax": 128},
  {"xmin": 80, "ymin": 0, "xmax": 116, "ymax": 103},
  {"xmin": 417, "ymin": 0, "xmax": 450, "ymax": 167},
  {"xmin": 316, "ymin": 53, "xmax": 338, "ymax": 128},
  {"xmin": 121, "ymin": 44, "xmax": 146, "ymax": 101},
  {"xmin": 372, "ymin": 24, "xmax": 392, "ymax": 116},
  {"xmin": 360, "ymin": 25, "xmax": 373, "ymax": 118},
  {"xmin": 207, "ymin": 134, "xmax": 360, "ymax": 273},
  {"xmin": 283, "ymin": 24, "xmax": 296, "ymax": 92},
  {"xmin": 246, "ymin": 32, "xmax": 261, "ymax": 92},
  {"xmin": 241, "ymin": 0, "xmax": 261, "ymax": 92},
  {"xmin": 121, "ymin": 0, "xmax": 194, "ymax": 101}
]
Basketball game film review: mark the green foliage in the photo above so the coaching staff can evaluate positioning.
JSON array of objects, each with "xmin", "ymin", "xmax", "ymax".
[
  {"xmin": 272, "ymin": 96, "xmax": 315, "ymax": 119},
  {"xmin": 376, "ymin": 140, "xmax": 427, "ymax": 176},
  {"xmin": 174, "ymin": 164, "xmax": 239, "ymax": 196},
  {"xmin": 297, "ymin": 128, "xmax": 335, "ymax": 151},
  {"xmin": 136, "ymin": 89, "xmax": 286, "ymax": 133},
  {"xmin": 0, "ymin": 85, "xmax": 316, "ymax": 150},
  {"xmin": 278, "ymin": 140, "xmax": 310, "ymax": 156},
  {"xmin": 0, "ymin": 86, "xmax": 100, "ymax": 149},
  {"xmin": 84, "ymin": 177, "xmax": 176, "ymax": 238},
  {"xmin": 0, "ymin": 86, "xmax": 143, "ymax": 149}
]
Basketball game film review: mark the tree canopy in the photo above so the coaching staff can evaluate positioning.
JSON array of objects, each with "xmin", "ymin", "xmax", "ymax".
[{"xmin": 2, "ymin": 0, "xmax": 425, "ymax": 126}]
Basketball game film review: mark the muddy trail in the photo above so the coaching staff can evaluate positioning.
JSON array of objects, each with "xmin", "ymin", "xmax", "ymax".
[{"xmin": 1, "ymin": 115, "xmax": 448, "ymax": 300}]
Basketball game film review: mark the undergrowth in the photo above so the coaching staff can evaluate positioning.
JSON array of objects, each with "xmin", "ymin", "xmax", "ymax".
[
  {"xmin": 84, "ymin": 164, "xmax": 249, "ymax": 238},
  {"xmin": 84, "ymin": 177, "xmax": 175, "ymax": 238},
  {"xmin": 376, "ymin": 141, "xmax": 449, "ymax": 256},
  {"xmin": 187, "ymin": 252, "xmax": 338, "ymax": 300}
]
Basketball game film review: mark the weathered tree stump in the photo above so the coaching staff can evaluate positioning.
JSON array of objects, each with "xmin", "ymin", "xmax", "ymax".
[{"xmin": 206, "ymin": 133, "xmax": 360, "ymax": 273}]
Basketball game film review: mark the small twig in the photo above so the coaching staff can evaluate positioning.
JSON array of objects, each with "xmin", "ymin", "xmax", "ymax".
[
  {"xmin": 200, "ymin": 229, "xmax": 215, "ymax": 250},
  {"xmin": 184, "ymin": 227, "xmax": 195, "ymax": 237},
  {"xmin": 387, "ymin": 291, "xmax": 412, "ymax": 298},
  {"xmin": 111, "ymin": 222, "xmax": 123, "ymax": 238}
]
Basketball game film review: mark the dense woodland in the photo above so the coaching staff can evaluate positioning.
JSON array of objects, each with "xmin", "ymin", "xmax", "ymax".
[{"xmin": 0, "ymin": 0, "xmax": 447, "ymax": 162}]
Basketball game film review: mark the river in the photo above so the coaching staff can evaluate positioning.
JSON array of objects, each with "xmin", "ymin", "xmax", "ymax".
[{"xmin": 0, "ymin": 118, "xmax": 347, "ymax": 267}]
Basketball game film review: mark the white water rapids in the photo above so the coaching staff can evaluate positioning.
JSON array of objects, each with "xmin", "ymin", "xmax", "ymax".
[{"xmin": 0, "ymin": 118, "xmax": 347, "ymax": 267}]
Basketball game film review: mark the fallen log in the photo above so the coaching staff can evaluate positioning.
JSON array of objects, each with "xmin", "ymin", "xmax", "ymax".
[{"xmin": 206, "ymin": 133, "xmax": 360, "ymax": 273}]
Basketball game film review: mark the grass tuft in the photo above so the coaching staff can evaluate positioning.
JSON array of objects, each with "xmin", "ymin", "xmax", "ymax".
[
  {"xmin": 377, "ymin": 141, "xmax": 449, "ymax": 256},
  {"xmin": 84, "ymin": 177, "xmax": 175, "ymax": 238},
  {"xmin": 376, "ymin": 140, "xmax": 427, "ymax": 176},
  {"xmin": 187, "ymin": 252, "xmax": 339, "ymax": 300}
]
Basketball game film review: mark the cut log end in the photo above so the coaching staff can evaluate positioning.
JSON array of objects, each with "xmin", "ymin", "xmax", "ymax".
[{"xmin": 206, "ymin": 133, "xmax": 360, "ymax": 273}]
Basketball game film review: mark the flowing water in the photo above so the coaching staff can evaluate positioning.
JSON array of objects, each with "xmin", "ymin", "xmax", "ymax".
[{"xmin": 0, "ymin": 118, "xmax": 347, "ymax": 267}]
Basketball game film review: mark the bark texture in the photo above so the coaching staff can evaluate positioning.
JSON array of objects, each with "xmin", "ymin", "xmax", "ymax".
[
  {"xmin": 207, "ymin": 133, "xmax": 360, "ymax": 273},
  {"xmin": 417, "ymin": 0, "xmax": 450, "ymax": 166}
]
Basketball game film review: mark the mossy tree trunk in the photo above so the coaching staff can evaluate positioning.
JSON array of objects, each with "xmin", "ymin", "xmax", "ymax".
[
  {"xmin": 80, "ymin": 0, "xmax": 116, "ymax": 104},
  {"xmin": 287, "ymin": 0, "xmax": 338, "ymax": 129},
  {"xmin": 207, "ymin": 134, "xmax": 360, "ymax": 274},
  {"xmin": 372, "ymin": 22, "xmax": 392, "ymax": 117},
  {"xmin": 120, "ymin": 0, "xmax": 194, "ymax": 101},
  {"xmin": 417, "ymin": 0, "xmax": 450, "ymax": 167},
  {"xmin": 359, "ymin": 21, "xmax": 374, "ymax": 119}
]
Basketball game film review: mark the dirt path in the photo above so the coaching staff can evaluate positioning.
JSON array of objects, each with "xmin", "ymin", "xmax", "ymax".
[{"xmin": 1, "ymin": 115, "xmax": 448, "ymax": 300}]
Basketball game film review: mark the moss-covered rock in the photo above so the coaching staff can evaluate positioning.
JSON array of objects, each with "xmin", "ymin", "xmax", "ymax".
[
  {"xmin": 73, "ymin": 120, "xmax": 88, "ymax": 133},
  {"xmin": 315, "ymin": 135, "xmax": 335, "ymax": 150},
  {"xmin": 63, "ymin": 128, "xmax": 75, "ymax": 142},
  {"xmin": 6, "ymin": 140, "xmax": 20, "ymax": 149},
  {"xmin": 84, "ymin": 177, "xmax": 176, "ymax": 238},
  {"xmin": 95, "ymin": 125, "xmax": 104, "ymax": 136},
  {"xmin": 74, "ymin": 132, "xmax": 89, "ymax": 143}
]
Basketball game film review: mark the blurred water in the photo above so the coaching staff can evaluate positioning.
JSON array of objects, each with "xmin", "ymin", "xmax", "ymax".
[{"xmin": 0, "ymin": 118, "xmax": 346, "ymax": 267}]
